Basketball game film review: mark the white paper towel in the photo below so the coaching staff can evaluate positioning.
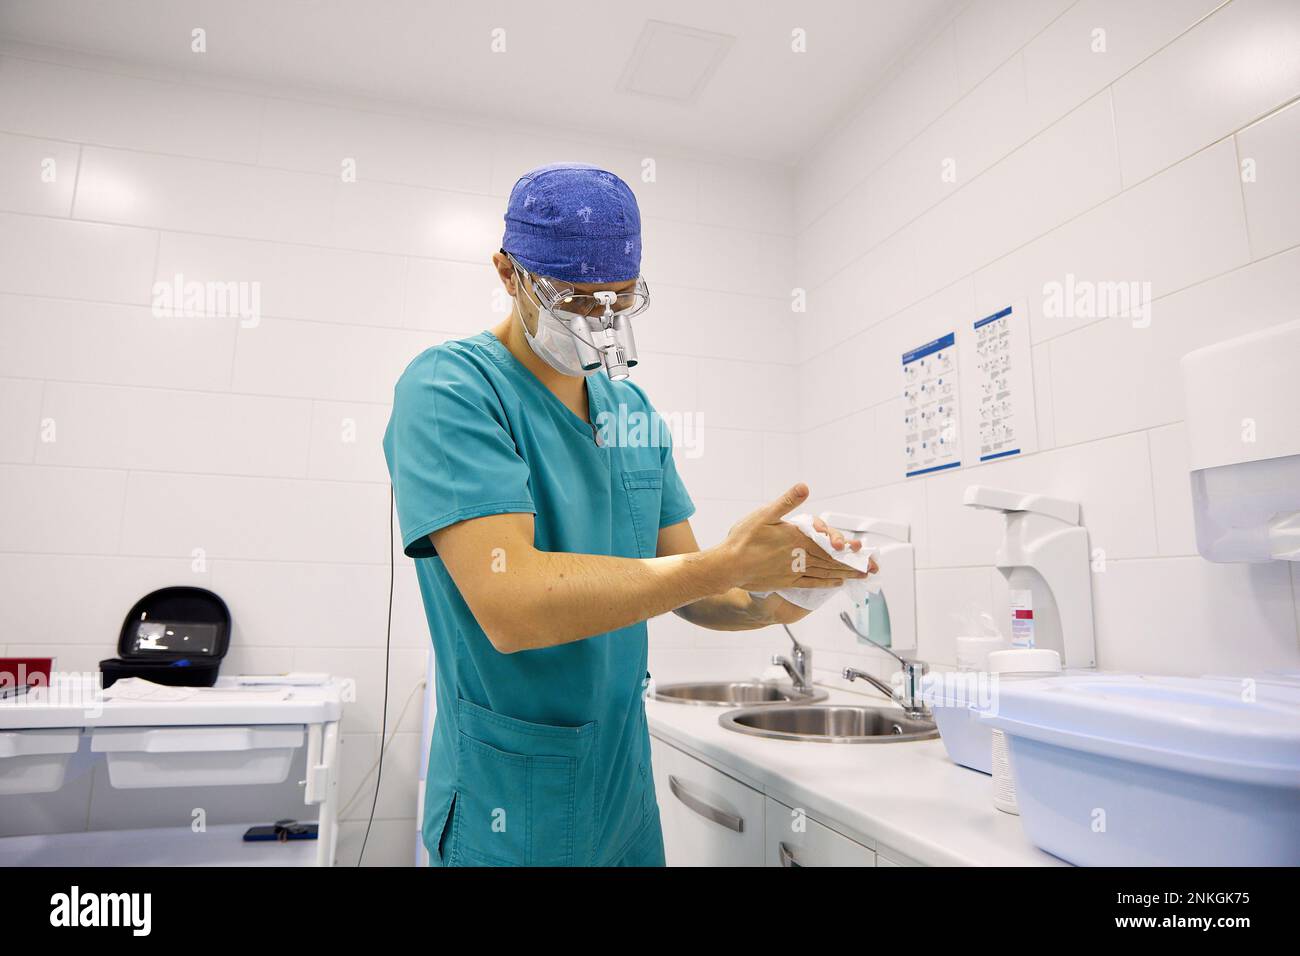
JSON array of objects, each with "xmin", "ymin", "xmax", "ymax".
[{"xmin": 749, "ymin": 513, "xmax": 879, "ymax": 611}]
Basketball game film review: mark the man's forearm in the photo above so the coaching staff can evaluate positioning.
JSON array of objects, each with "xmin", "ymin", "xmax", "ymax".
[
  {"xmin": 486, "ymin": 547, "xmax": 737, "ymax": 651},
  {"xmin": 674, "ymin": 590, "xmax": 808, "ymax": 630}
]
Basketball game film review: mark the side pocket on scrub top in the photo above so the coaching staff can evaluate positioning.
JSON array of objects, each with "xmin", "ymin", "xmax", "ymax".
[
  {"xmin": 622, "ymin": 468, "xmax": 664, "ymax": 559},
  {"xmin": 453, "ymin": 697, "xmax": 599, "ymax": 866}
]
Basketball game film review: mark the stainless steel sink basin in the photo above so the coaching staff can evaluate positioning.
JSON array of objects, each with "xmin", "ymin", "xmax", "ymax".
[
  {"xmin": 719, "ymin": 705, "xmax": 938, "ymax": 743},
  {"xmin": 653, "ymin": 680, "xmax": 828, "ymax": 706}
]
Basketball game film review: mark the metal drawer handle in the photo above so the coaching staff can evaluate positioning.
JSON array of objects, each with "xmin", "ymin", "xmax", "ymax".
[
  {"xmin": 667, "ymin": 775, "xmax": 743, "ymax": 832},
  {"xmin": 778, "ymin": 842, "xmax": 802, "ymax": 867}
]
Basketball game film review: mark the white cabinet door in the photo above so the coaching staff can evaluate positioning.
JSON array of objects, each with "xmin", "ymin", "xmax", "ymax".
[
  {"xmin": 764, "ymin": 797, "xmax": 876, "ymax": 867},
  {"xmin": 876, "ymin": 845, "xmax": 922, "ymax": 867},
  {"xmin": 650, "ymin": 735, "xmax": 765, "ymax": 867}
]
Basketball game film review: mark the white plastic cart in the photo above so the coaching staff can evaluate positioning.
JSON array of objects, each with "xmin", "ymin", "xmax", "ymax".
[{"xmin": 0, "ymin": 675, "xmax": 345, "ymax": 866}]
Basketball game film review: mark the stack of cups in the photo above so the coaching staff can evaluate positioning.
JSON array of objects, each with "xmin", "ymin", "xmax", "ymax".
[{"xmin": 986, "ymin": 648, "xmax": 1062, "ymax": 815}]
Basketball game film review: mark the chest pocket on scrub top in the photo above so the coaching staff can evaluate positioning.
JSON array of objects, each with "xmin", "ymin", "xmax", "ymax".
[{"xmin": 621, "ymin": 468, "xmax": 664, "ymax": 558}]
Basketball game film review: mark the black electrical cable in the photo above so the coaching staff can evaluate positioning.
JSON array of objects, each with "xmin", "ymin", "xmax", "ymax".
[{"xmin": 357, "ymin": 484, "xmax": 395, "ymax": 866}]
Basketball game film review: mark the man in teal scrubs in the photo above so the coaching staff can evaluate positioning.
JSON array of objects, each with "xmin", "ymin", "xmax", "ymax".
[{"xmin": 384, "ymin": 163, "xmax": 872, "ymax": 867}]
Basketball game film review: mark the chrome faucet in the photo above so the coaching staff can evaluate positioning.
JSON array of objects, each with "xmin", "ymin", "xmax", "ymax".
[
  {"xmin": 838, "ymin": 611, "xmax": 931, "ymax": 719},
  {"xmin": 772, "ymin": 625, "xmax": 813, "ymax": 693}
]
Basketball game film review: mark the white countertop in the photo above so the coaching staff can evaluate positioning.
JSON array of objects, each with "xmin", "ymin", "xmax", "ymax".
[{"xmin": 646, "ymin": 686, "xmax": 1065, "ymax": 867}]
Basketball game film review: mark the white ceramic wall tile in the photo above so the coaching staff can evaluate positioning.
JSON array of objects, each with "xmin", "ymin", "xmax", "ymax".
[
  {"xmin": 676, "ymin": 428, "xmax": 765, "ymax": 501},
  {"xmin": 1111, "ymin": 0, "xmax": 1300, "ymax": 186},
  {"xmin": 257, "ymin": 96, "xmax": 494, "ymax": 194},
  {"xmin": 307, "ymin": 400, "xmax": 392, "ymax": 484},
  {"xmin": 0, "ymin": 554, "xmax": 208, "ymax": 644},
  {"xmin": 0, "ymin": 213, "xmax": 156, "ymax": 304},
  {"xmin": 911, "ymin": 90, "xmax": 1122, "ymax": 298},
  {"xmin": 794, "ymin": 190, "xmax": 864, "ymax": 292},
  {"xmin": 868, "ymin": 397, "xmax": 910, "ymax": 490},
  {"xmin": 35, "ymin": 382, "xmax": 313, "ymax": 477},
  {"xmin": 0, "ymin": 464, "xmax": 126, "ymax": 554},
  {"xmin": 951, "ymin": 0, "xmax": 1076, "ymax": 92},
  {"xmin": 1147, "ymin": 422, "xmax": 1199, "ymax": 556},
  {"xmin": 797, "ymin": 405, "xmax": 877, "ymax": 499},
  {"xmin": 1049, "ymin": 244, "xmax": 1300, "ymax": 445},
  {"xmin": 915, "ymin": 566, "xmax": 997, "ymax": 665},
  {"xmin": 402, "ymin": 257, "xmax": 500, "ymax": 335},
  {"xmin": 75, "ymin": 146, "xmax": 336, "ymax": 244},
  {"xmin": 0, "ymin": 377, "xmax": 42, "ymax": 462},
  {"xmin": 697, "ymin": 160, "xmax": 793, "ymax": 236},
  {"xmin": 211, "ymin": 560, "xmax": 394, "ymax": 648},
  {"xmin": 982, "ymin": 137, "xmax": 1249, "ymax": 345},
  {"xmin": 329, "ymin": 177, "xmax": 502, "ymax": 259},
  {"xmin": 1235, "ymin": 99, "xmax": 1300, "ymax": 259},
  {"xmin": 334, "ymin": 732, "xmax": 419, "ymax": 822},
  {"xmin": 682, "ymin": 497, "xmax": 764, "ymax": 551},
  {"xmin": 800, "ymin": 233, "xmax": 921, "ymax": 362},
  {"xmin": 230, "ymin": 316, "xmax": 437, "ymax": 404},
  {"xmin": 155, "ymin": 231, "xmax": 408, "ymax": 328},
  {"xmin": 0, "ymin": 132, "xmax": 77, "ymax": 216},
  {"xmin": 0, "ymin": 55, "xmax": 263, "ymax": 163},
  {"xmin": 762, "ymin": 432, "xmax": 802, "ymax": 501},
  {"xmin": 1023, "ymin": 0, "xmax": 1226, "ymax": 131},
  {"xmin": 1092, "ymin": 557, "xmax": 1299, "ymax": 674},
  {"xmin": 624, "ymin": 351, "xmax": 699, "ymax": 427},
  {"xmin": 118, "ymin": 471, "xmax": 389, "ymax": 563},
  {"xmin": 795, "ymin": 23, "xmax": 960, "ymax": 230},
  {"xmin": 0, "ymin": 295, "xmax": 238, "ymax": 391},
  {"xmin": 1029, "ymin": 343, "xmax": 1056, "ymax": 451},
  {"xmin": 920, "ymin": 430, "xmax": 1159, "ymax": 568},
  {"xmin": 696, "ymin": 358, "xmax": 798, "ymax": 432},
  {"xmin": 649, "ymin": 642, "xmax": 785, "ymax": 684},
  {"xmin": 870, "ymin": 54, "xmax": 1031, "ymax": 247},
  {"xmin": 642, "ymin": 216, "xmax": 792, "ymax": 299},
  {"xmin": 639, "ymin": 285, "xmax": 795, "ymax": 366},
  {"xmin": 819, "ymin": 277, "xmax": 975, "ymax": 427}
]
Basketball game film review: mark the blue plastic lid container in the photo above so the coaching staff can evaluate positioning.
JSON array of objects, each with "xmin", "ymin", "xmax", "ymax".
[{"xmin": 980, "ymin": 674, "xmax": 1300, "ymax": 866}]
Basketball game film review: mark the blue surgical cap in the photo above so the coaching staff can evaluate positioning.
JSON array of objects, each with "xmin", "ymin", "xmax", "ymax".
[{"xmin": 501, "ymin": 163, "xmax": 642, "ymax": 284}]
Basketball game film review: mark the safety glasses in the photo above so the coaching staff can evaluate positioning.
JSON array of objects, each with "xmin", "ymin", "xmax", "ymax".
[{"xmin": 508, "ymin": 254, "xmax": 650, "ymax": 321}]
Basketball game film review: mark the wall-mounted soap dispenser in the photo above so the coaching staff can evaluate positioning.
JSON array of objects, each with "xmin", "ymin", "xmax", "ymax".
[
  {"xmin": 962, "ymin": 486, "xmax": 1096, "ymax": 669},
  {"xmin": 821, "ymin": 512, "xmax": 916, "ymax": 653}
]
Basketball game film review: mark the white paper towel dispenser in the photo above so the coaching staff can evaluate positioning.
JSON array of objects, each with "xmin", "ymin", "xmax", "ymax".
[{"xmin": 1181, "ymin": 319, "xmax": 1300, "ymax": 562}]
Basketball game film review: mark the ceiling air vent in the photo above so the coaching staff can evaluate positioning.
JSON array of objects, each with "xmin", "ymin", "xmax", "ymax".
[{"xmin": 618, "ymin": 19, "xmax": 735, "ymax": 103}]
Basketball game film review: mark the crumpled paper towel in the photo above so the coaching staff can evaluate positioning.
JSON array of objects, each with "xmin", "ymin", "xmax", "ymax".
[{"xmin": 749, "ymin": 513, "xmax": 878, "ymax": 611}]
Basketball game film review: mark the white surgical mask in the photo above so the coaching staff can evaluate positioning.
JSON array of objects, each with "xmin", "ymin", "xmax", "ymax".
[{"xmin": 518, "ymin": 299, "xmax": 592, "ymax": 378}]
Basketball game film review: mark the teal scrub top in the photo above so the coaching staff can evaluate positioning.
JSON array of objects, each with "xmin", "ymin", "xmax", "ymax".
[{"xmin": 383, "ymin": 331, "xmax": 694, "ymax": 866}]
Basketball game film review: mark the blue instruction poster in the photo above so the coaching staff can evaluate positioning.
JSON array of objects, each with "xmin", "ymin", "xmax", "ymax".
[
  {"xmin": 902, "ymin": 332, "xmax": 961, "ymax": 477},
  {"xmin": 967, "ymin": 302, "xmax": 1037, "ymax": 464}
]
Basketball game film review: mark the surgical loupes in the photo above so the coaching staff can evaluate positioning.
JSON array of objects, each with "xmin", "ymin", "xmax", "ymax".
[{"xmin": 576, "ymin": 290, "xmax": 638, "ymax": 382}]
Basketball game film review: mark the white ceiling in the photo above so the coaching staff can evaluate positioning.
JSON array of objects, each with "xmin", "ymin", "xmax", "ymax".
[{"xmin": 0, "ymin": 0, "xmax": 959, "ymax": 165}]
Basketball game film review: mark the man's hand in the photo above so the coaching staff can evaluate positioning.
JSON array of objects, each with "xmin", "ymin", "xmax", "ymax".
[{"xmin": 718, "ymin": 483, "xmax": 873, "ymax": 593}]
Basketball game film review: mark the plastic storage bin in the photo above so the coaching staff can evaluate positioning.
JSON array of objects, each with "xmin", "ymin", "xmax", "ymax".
[
  {"xmin": 0, "ymin": 728, "xmax": 82, "ymax": 795},
  {"xmin": 981, "ymin": 674, "xmax": 1300, "ymax": 866},
  {"xmin": 90, "ymin": 724, "xmax": 304, "ymax": 789}
]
